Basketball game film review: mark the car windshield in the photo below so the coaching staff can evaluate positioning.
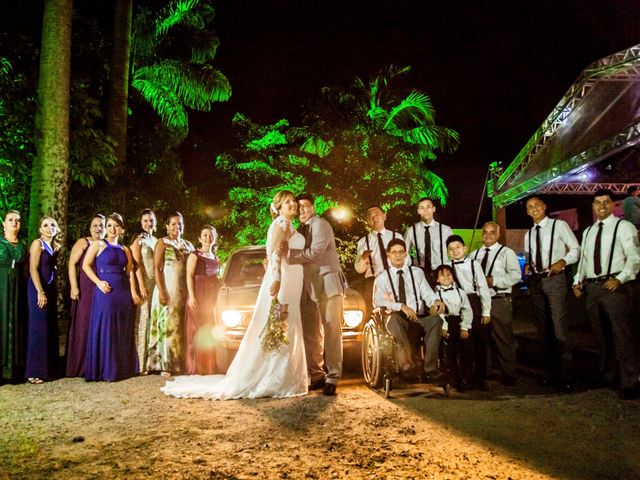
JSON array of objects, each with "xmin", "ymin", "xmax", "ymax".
[{"xmin": 224, "ymin": 249, "xmax": 267, "ymax": 286}]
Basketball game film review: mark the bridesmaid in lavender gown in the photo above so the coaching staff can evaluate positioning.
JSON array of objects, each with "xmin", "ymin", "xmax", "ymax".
[
  {"xmin": 25, "ymin": 216, "xmax": 61, "ymax": 384},
  {"xmin": 65, "ymin": 214, "xmax": 105, "ymax": 377},
  {"xmin": 83, "ymin": 213, "xmax": 140, "ymax": 381},
  {"xmin": 184, "ymin": 225, "xmax": 220, "ymax": 374}
]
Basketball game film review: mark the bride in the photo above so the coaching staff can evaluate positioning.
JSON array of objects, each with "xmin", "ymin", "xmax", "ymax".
[{"xmin": 161, "ymin": 190, "xmax": 308, "ymax": 399}]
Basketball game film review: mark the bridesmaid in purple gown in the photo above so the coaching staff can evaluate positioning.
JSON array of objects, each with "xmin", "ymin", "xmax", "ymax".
[
  {"xmin": 65, "ymin": 214, "xmax": 105, "ymax": 377},
  {"xmin": 25, "ymin": 216, "xmax": 61, "ymax": 384},
  {"xmin": 82, "ymin": 213, "xmax": 140, "ymax": 381},
  {"xmin": 184, "ymin": 225, "xmax": 220, "ymax": 374}
]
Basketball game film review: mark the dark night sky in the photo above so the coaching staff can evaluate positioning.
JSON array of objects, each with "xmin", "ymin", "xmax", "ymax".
[{"xmin": 182, "ymin": 0, "xmax": 639, "ymax": 227}]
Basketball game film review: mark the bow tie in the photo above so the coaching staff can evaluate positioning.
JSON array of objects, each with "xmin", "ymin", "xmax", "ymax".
[
  {"xmin": 453, "ymin": 260, "xmax": 465, "ymax": 265},
  {"xmin": 440, "ymin": 286, "xmax": 455, "ymax": 292}
]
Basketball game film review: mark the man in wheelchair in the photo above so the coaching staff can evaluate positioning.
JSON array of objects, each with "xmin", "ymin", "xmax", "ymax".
[{"xmin": 373, "ymin": 239, "xmax": 447, "ymax": 382}]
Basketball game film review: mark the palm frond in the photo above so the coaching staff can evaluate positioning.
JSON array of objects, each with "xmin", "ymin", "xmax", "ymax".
[
  {"xmin": 132, "ymin": 77, "xmax": 188, "ymax": 133},
  {"xmin": 134, "ymin": 61, "xmax": 231, "ymax": 111},
  {"xmin": 384, "ymin": 91, "xmax": 435, "ymax": 130},
  {"xmin": 156, "ymin": 0, "xmax": 201, "ymax": 36},
  {"xmin": 190, "ymin": 31, "xmax": 220, "ymax": 63},
  {"xmin": 403, "ymin": 124, "xmax": 459, "ymax": 153},
  {"xmin": 421, "ymin": 170, "xmax": 449, "ymax": 206}
]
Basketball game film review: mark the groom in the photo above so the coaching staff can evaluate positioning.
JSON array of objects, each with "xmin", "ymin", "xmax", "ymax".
[{"xmin": 281, "ymin": 194, "xmax": 345, "ymax": 396}]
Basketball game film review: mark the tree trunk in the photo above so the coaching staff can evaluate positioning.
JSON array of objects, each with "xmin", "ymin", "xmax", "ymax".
[
  {"xmin": 28, "ymin": 0, "xmax": 73, "ymax": 242},
  {"xmin": 106, "ymin": 0, "xmax": 133, "ymax": 165}
]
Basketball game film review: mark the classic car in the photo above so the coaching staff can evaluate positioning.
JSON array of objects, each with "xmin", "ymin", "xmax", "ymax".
[{"xmin": 213, "ymin": 245, "xmax": 366, "ymax": 371}]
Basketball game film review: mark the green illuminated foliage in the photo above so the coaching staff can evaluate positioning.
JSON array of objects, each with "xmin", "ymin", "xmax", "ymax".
[
  {"xmin": 131, "ymin": 0, "xmax": 231, "ymax": 138},
  {"xmin": 214, "ymin": 65, "xmax": 459, "ymax": 257}
]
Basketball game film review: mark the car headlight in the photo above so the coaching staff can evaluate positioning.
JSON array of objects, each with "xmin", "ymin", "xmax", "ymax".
[
  {"xmin": 343, "ymin": 310, "xmax": 363, "ymax": 329},
  {"xmin": 221, "ymin": 310, "xmax": 243, "ymax": 328}
]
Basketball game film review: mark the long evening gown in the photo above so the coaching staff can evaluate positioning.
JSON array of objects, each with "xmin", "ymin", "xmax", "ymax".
[
  {"xmin": 65, "ymin": 238, "xmax": 95, "ymax": 377},
  {"xmin": 134, "ymin": 233, "xmax": 157, "ymax": 373},
  {"xmin": 84, "ymin": 241, "xmax": 139, "ymax": 381},
  {"xmin": 0, "ymin": 236, "xmax": 26, "ymax": 381},
  {"xmin": 162, "ymin": 216, "xmax": 308, "ymax": 400},
  {"xmin": 148, "ymin": 237, "xmax": 193, "ymax": 374},
  {"xmin": 184, "ymin": 250, "xmax": 219, "ymax": 375},
  {"xmin": 25, "ymin": 240, "xmax": 58, "ymax": 380}
]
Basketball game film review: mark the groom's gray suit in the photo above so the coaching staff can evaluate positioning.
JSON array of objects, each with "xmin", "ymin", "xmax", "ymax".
[{"xmin": 288, "ymin": 214, "xmax": 345, "ymax": 386}]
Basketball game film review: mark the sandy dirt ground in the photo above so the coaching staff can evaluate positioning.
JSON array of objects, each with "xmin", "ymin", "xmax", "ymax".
[{"xmin": 1, "ymin": 372, "xmax": 639, "ymax": 480}]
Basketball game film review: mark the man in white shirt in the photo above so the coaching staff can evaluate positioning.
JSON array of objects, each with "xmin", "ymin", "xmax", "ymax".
[
  {"xmin": 524, "ymin": 195, "xmax": 580, "ymax": 392},
  {"xmin": 470, "ymin": 222, "xmax": 522, "ymax": 386},
  {"xmin": 573, "ymin": 189, "xmax": 640, "ymax": 400},
  {"xmin": 354, "ymin": 206, "xmax": 403, "ymax": 319},
  {"xmin": 373, "ymin": 239, "xmax": 443, "ymax": 380},
  {"xmin": 404, "ymin": 197, "xmax": 453, "ymax": 286}
]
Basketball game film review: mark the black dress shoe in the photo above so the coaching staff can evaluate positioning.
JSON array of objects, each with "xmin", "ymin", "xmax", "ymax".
[
  {"xmin": 309, "ymin": 379, "xmax": 326, "ymax": 391},
  {"xmin": 323, "ymin": 383, "xmax": 336, "ymax": 396},
  {"xmin": 424, "ymin": 371, "xmax": 445, "ymax": 385}
]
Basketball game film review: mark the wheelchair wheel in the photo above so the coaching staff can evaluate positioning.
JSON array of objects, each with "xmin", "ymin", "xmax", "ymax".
[{"xmin": 362, "ymin": 320, "xmax": 384, "ymax": 388}]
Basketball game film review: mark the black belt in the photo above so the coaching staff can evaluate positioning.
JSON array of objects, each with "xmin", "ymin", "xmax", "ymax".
[
  {"xmin": 584, "ymin": 273, "xmax": 620, "ymax": 283},
  {"xmin": 493, "ymin": 293, "xmax": 511, "ymax": 298}
]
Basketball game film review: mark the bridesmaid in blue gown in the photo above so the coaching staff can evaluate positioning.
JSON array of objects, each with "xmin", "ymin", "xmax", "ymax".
[
  {"xmin": 25, "ymin": 216, "xmax": 61, "ymax": 384},
  {"xmin": 82, "ymin": 213, "xmax": 140, "ymax": 381}
]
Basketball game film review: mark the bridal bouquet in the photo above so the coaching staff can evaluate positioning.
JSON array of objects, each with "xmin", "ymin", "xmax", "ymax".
[{"xmin": 261, "ymin": 298, "xmax": 290, "ymax": 352}]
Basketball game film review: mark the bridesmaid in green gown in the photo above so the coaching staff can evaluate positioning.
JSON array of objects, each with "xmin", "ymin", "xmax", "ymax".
[
  {"xmin": 148, "ymin": 212, "xmax": 193, "ymax": 375},
  {"xmin": 0, "ymin": 210, "xmax": 27, "ymax": 382}
]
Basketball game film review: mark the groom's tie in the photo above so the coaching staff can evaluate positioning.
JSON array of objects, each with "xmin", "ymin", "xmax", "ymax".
[{"xmin": 304, "ymin": 224, "xmax": 312, "ymax": 248}]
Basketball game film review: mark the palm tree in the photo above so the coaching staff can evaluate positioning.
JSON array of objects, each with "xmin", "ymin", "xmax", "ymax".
[
  {"xmin": 28, "ymin": 0, "xmax": 73, "ymax": 240},
  {"xmin": 106, "ymin": 0, "xmax": 133, "ymax": 165},
  {"xmin": 129, "ymin": 0, "xmax": 231, "ymax": 138}
]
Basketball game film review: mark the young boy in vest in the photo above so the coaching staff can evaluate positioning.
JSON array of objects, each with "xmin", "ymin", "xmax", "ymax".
[
  {"xmin": 432, "ymin": 264, "xmax": 473, "ymax": 392},
  {"xmin": 446, "ymin": 235, "xmax": 492, "ymax": 390}
]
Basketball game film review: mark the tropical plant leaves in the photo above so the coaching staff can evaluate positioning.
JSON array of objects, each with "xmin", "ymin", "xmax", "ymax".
[{"xmin": 132, "ymin": 77, "xmax": 188, "ymax": 133}]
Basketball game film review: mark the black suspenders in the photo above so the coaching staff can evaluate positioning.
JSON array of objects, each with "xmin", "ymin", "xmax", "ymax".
[
  {"xmin": 385, "ymin": 267, "xmax": 420, "ymax": 309},
  {"xmin": 528, "ymin": 220, "xmax": 557, "ymax": 272},
  {"xmin": 364, "ymin": 231, "xmax": 402, "ymax": 276},
  {"xmin": 412, "ymin": 222, "xmax": 444, "ymax": 267},
  {"xmin": 585, "ymin": 219, "xmax": 622, "ymax": 277},
  {"xmin": 473, "ymin": 245, "xmax": 505, "ymax": 277}
]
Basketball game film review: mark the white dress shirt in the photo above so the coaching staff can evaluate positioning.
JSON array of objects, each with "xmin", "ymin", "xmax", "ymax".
[
  {"xmin": 404, "ymin": 220, "xmax": 453, "ymax": 270},
  {"xmin": 434, "ymin": 285, "xmax": 473, "ymax": 331},
  {"xmin": 373, "ymin": 265, "xmax": 436, "ymax": 314},
  {"xmin": 524, "ymin": 216, "xmax": 580, "ymax": 272},
  {"xmin": 450, "ymin": 257, "xmax": 492, "ymax": 317},
  {"xmin": 470, "ymin": 243, "xmax": 522, "ymax": 296},
  {"xmin": 573, "ymin": 214, "xmax": 640, "ymax": 285},
  {"xmin": 355, "ymin": 228, "xmax": 403, "ymax": 278}
]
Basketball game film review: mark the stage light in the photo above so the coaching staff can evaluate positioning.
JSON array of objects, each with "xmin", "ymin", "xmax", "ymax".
[{"xmin": 331, "ymin": 205, "xmax": 353, "ymax": 222}]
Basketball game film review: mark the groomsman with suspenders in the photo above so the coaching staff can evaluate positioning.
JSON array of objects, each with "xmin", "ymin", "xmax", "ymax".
[
  {"xmin": 573, "ymin": 189, "xmax": 640, "ymax": 400},
  {"xmin": 404, "ymin": 197, "xmax": 453, "ymax": 287},
  {"xmin": 470, "ymin": 222, "xmax": 522, "ymax": 386},
  {"xmin": 524, "ymin": 195, "xmax": 580, "ymax": 392},
  {"xmin": 354, "ymin": 206, "xmax": 403, "ymax": 320}
]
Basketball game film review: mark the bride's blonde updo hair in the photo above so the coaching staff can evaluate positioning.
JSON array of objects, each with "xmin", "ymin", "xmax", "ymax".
[{"xmin": 270, "ymin": 190, "xmax": 295, "ymax": 219}]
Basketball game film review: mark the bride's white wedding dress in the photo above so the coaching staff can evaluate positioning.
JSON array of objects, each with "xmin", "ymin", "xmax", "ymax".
[{"xmin": 161, "ymin": 216, "xmax": 308, "ymax": 400}]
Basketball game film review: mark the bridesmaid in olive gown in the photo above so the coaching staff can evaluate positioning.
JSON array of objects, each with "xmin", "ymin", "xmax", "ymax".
[
  {"xmin": 131, "ymin": 209, "xmax": 158, "ymax": 373},
  {"xmin": 148, "ymin": 212, "xmax": 193, "ymax": 375},
  {"xmin": 0, "ymin": 210, "xmax": 27, "ymax": 382}
]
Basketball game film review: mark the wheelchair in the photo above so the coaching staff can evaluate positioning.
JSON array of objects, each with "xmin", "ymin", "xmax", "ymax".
[{"xmin": 361, "ymin": 308, "xmax": 451, "ymax": 398}]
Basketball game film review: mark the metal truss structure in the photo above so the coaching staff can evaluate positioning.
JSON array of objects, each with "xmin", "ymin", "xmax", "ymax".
[
  {"xmin": 539, "ymin": 182, "xmax": 640, "ymax": 195},
  {"xmin": 489, "ymin": 44, "xmax": 640, "ymax": 209}
]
